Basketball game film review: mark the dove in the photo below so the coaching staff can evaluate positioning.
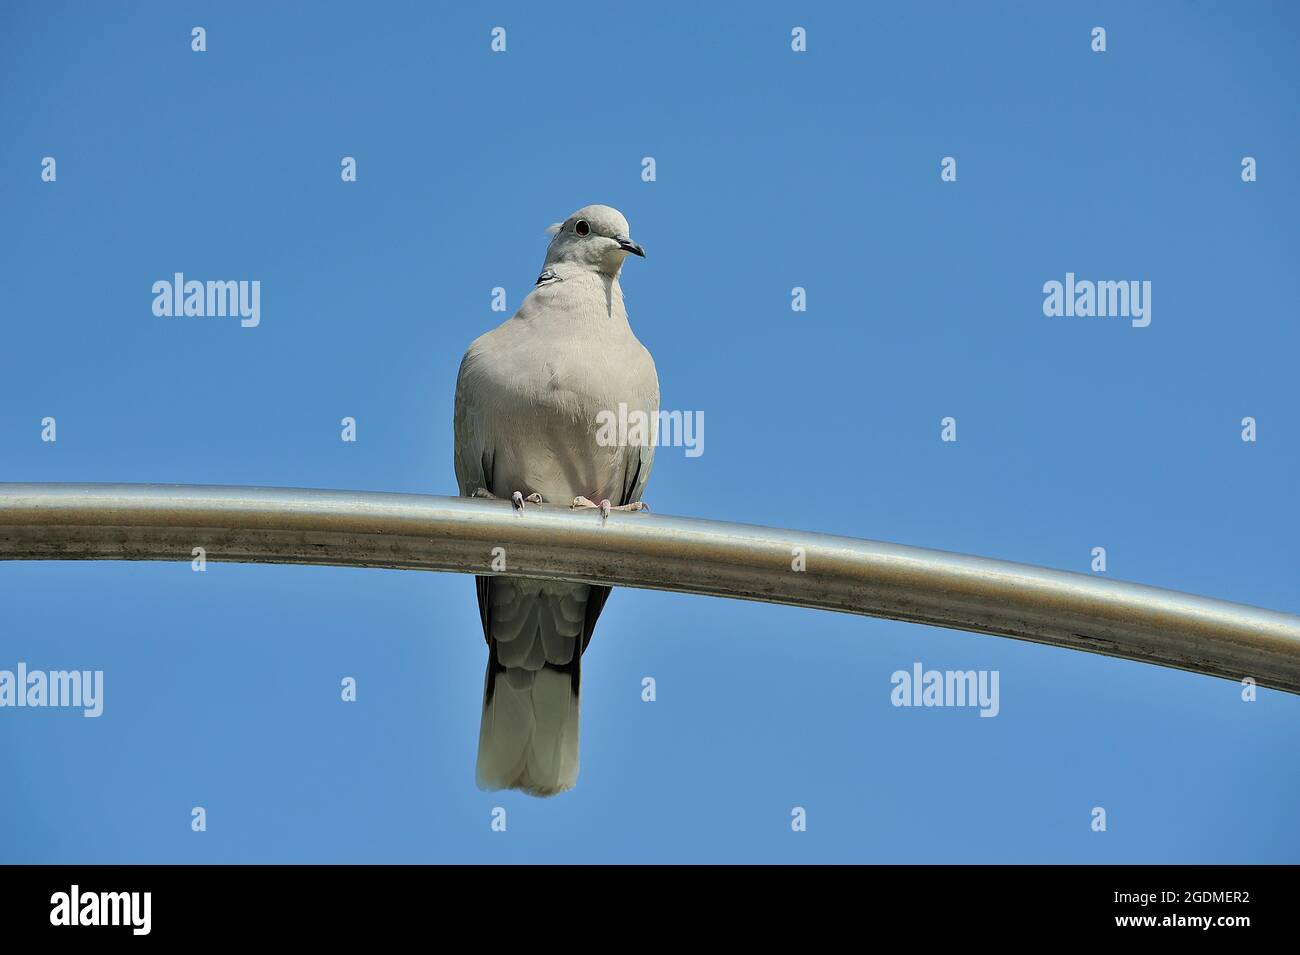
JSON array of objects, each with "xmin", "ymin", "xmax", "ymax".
[{"xmin": 453, "ymin": 204, "xmax": 658, "ymax": 796}]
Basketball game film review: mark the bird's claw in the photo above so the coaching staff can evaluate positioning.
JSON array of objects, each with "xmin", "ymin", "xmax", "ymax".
[
  {"xmin": 511, "ymin": 491, "xmax": 544, "ymax": 512},
  {"xmin": 571, "ymin": 496, "xmax": 611, "ymax": 520},
  {"xmin": 571, "ymin": 497, "xmax": 648, "ymax": 521},
  {"xmin": 473, "ymin": 488, "xmax": 542, "ymax": 511}
]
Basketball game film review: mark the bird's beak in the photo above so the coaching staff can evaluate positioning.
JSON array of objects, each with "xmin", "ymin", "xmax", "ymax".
[{"xmin": 616, "ymin": 237, "xmax": 646, "ymax": 258}]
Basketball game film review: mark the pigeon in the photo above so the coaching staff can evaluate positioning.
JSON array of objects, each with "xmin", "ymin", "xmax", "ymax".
[{"xmin": 453, "ymin": 204, "xmax": 659, "ymax": 796}]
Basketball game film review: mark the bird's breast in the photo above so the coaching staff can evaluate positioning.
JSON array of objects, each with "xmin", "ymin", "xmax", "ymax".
[{"xmin": 468, "ymin": 326, "xmax": 655, "ymax": 504}]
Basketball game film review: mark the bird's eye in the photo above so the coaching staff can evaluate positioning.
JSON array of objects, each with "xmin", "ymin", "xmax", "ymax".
[{"xmin": 574, "ymin": 219, "xmax": 590, "ymax": 237}]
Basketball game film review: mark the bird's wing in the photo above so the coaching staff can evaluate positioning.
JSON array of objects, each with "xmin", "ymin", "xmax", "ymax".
[
  {"xmin": 620, "ymin": 345, "xmax": 659, "ymax": 507},
  {"xmin": 453, "ymin": 341, "xmax": 494, "ymax": 497}
]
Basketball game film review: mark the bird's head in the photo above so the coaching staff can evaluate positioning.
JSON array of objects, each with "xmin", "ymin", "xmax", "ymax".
[{"xmin": 543, "ymin": 204, "xmax": 645, "ymax": 276}]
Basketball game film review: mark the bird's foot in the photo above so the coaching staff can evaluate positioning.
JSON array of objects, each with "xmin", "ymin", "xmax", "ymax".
[
  {"xmin": 473, "ymin": 488, "xmax": 543, "ymax": 512},
  {"xmin": 571, "ymin": 497, "xmax": 649, "ymax": 521},
  {"xmin": 572, "ymin": 496, "xmax": 612, "ymax": 520},
  {"xmin": 512, "ymin": 491, "xmax": 543, "ymax": 511}
]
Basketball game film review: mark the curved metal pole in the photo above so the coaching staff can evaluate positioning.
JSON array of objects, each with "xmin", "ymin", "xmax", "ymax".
[{"xmin": 2, "ymin": 483, "xmax": 1298, "ymax": 694}]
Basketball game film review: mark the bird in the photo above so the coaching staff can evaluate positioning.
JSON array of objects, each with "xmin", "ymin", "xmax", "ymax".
[{"xmin": 453, "ymin": 204, "xmax": 659, "ymax": 796}]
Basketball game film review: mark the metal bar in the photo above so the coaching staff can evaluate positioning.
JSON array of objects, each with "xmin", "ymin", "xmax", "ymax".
[{"xmin": 1, "ymin": 482, "xmax": 1297, "ymax": 694}]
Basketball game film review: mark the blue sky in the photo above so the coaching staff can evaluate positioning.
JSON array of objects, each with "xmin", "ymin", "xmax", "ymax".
[{"xmin": 1, "ymin": 0, "xmax": 1297, "ymax": 863}]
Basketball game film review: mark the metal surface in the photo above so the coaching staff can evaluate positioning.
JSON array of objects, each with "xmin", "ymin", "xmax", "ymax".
[{"xmin": 2, "ymin": 482, "xmax": 1298, "ymax": 693}]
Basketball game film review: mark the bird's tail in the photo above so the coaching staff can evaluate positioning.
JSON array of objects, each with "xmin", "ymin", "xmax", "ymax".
[
  {"xmin": 475, "ymin": 580, "xmax": 599, "ymax": 796},
  {"xmin": 476, "ymin": 657, "xmax": 581, "ymax": 796}
]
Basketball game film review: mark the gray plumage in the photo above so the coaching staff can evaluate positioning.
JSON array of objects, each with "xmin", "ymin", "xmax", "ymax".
[{"xmin": 453, "ymin": 205, "xmax": 658, "ymax": 796}]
